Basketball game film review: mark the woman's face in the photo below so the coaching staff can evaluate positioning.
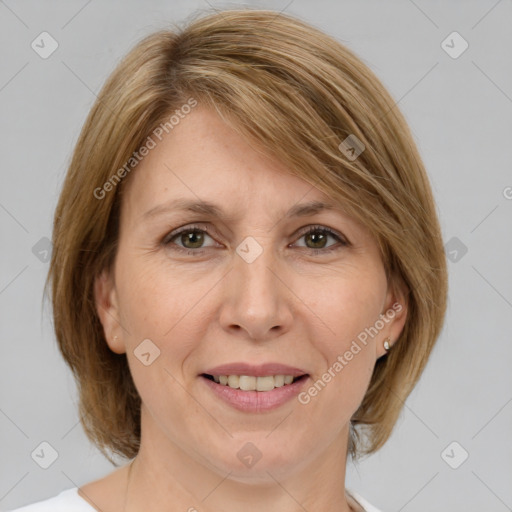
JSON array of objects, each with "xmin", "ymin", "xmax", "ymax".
[{"xmin": 95, "ymin": 106, "xmax": 407, "ymax": 481}]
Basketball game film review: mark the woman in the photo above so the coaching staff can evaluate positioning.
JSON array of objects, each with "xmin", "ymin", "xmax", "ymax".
[{"xmin": 10, "ymin": 8, "xmax": 447, "ymax": 512}]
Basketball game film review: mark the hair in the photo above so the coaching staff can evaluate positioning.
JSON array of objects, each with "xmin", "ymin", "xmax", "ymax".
[{"xmin": 47, "ymin": 7, "xmax": 448, "ymax": 465}]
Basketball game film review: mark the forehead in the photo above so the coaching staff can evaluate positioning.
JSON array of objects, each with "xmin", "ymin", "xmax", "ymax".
[{"xmin": 121, "ymin": 106, "xmax": 340, "ymax": 221}]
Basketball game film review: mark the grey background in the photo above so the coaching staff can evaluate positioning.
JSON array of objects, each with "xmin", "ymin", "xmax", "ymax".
[{"xmin": 1, "ymin": 0, "xmax": 511, "ymax": 510}]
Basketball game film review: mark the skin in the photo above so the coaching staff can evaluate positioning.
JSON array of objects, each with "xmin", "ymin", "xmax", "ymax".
[{"xmin": 82, "ymin": 106, "xmax": 408, "ymax": 512}]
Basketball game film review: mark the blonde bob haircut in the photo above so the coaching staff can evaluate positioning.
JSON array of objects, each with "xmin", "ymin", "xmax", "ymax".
[{"xmin": 47, "ymin": 8, "xmax": 448, "ymax": 464}]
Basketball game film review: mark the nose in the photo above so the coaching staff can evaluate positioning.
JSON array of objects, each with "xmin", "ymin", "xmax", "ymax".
[{"xmin": 218, "ymin": 239, "xmax": 293, "ymax": 341}]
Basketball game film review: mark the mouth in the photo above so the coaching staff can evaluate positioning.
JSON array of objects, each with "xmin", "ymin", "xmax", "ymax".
[
  {"xmin": 200, "ymin": 372, "xmax": 310, "ymax": 412},
  {"xmin": 200, "ymin": 373, "xmax": 309, "ymax": 392}
]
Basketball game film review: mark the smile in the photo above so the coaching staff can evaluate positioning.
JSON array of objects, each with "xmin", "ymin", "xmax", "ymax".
[
  {"xmin": 203, "ymin": 374, "xmax": 306, "ymax": 391},
  {"xmin": 200, "ymin": 374, "xmax": 309, "ymax": 412}
]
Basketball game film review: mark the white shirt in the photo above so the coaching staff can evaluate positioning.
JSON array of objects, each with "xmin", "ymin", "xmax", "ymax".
[{"xmin": 7, "ymin": 486, "xmax": 382, "ymax": 511}]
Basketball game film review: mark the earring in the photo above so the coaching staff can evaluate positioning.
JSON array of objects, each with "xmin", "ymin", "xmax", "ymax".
[
  {"xmin": 383, "ymin": 337, "xmax": 391, "ymax": 351},
  {"xmin": 113, "ymin": 335, "xmax": 119, "ymax": 343}
]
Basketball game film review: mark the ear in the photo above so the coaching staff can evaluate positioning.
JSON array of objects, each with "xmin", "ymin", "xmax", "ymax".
[
  {"xmin": 375, "ymin": 274, "xmax": 409, "ymax": 359},
  {"xmin": 94, "ymin": 268, "xmax": 126, "ymax": 354}
]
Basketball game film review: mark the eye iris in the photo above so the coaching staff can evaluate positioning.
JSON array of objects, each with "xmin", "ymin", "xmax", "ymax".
[
  {"xmin": 306, "ymin": 231, "xmax": 327, "ymax": 249},
  {"xmin": 182, "ymin": 231, "xmax": 204, "ymax": 249}
]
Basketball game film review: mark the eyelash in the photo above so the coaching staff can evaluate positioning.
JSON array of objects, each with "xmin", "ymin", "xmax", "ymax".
[{"xmin": 161, "ymin": 223, "xmax": 349, "ymax": 256}]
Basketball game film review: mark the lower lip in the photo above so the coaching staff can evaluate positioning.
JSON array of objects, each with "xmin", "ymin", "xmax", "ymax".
[{"xmin": 200, "ymin": 375, "xmax": 309, "ymax": 412}]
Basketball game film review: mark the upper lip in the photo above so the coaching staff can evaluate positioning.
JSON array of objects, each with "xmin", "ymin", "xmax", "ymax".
[{"xmin": 203, "ymin": 363, "xmax": 308, "ymax": 377}]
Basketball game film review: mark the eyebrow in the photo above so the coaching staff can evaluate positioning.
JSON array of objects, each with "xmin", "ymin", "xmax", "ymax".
[{"xmin": 141, "ymin": 198, "xmax": 338, "ymax": 221}]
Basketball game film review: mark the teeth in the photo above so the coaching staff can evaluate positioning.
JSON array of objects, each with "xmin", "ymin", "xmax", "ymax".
[
  {"xmin": 211, "ymin": 374, "xmax": 300, "ymax": 391},
  {"xmin": 228, "ymin": 375, "xmax": 239, "ymax": 388},
  {"xmin": 239, "ymin": 375, "xmax": 256, "ymax": 390},
  {"xmin": 274, "ymin": 375, "xmax": 285, "ymax": 387}
]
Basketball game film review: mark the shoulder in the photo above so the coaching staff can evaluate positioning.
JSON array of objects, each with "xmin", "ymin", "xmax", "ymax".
[
  {"xmin": 6, "ymin": 487, "xmax": 96, "ymax": 512},
  {"xmin": 347, "ymin": 488, "xmax": 383, "ymax": 512}
]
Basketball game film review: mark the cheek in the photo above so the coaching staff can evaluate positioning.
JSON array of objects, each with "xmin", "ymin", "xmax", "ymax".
[
  {"xmin": 116, "ymin": 260, "xmax": 207, "ymax": 423},
  {"xmin": 302, "ymin": 263, "xmax": 387, "ymax": 349},
  {"xmin": 297, "ymin": 266, "xmax": 385, "ymax": 410},
  {"xmin": 114, "ymin": 256, "xmax": 219, "ymax": 396},
  {"xmin": 115, "ymin": 253, "xmax": 215, "ymax": 338}
]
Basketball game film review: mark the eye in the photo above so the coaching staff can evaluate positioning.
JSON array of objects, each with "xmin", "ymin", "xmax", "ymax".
[
  {"xmin": 162, "ymin": 223, "xmax": 349, "ymax": 256},
  {"xmin": 292, "ymin": 225, "xmax": 349, "ymax": 255},
  {"xmin": 162, "ymin": 224, "xmax": 218, "ymax": 254}
]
